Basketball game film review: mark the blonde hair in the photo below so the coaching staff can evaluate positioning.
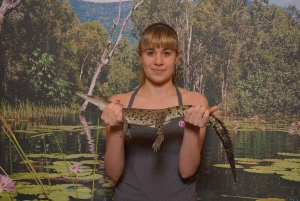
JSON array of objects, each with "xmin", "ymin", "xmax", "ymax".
[{"xmin": 138, "ymin": 22, "xmax": 179, "ymax": 87}]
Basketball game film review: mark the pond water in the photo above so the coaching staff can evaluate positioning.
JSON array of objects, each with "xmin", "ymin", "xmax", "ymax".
[{"xmin": 0, "ymin": 112, "xmax": 300, "ymax": 201}]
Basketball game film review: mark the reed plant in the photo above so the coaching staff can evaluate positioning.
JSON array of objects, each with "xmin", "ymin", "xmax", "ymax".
[
  {"xmin": 0, "ymin": 99, "xmax": 76, "ymax": 120},
  {"xmin": 0, "ymin": 114, "xmax": 50, "ymax": 199}
]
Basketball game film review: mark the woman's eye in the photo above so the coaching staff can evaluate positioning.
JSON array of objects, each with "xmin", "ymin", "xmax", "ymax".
[
  {"xmin": 147, "ymin": 51, "xmax": 154, "ymax": 56},
  {"xmin": 163, "ymin": 52, "xmax": 171, "ymax": 56}
]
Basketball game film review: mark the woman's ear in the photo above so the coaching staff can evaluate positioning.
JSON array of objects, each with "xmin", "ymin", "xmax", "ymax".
[
  {"xmin": 136, "ymin": 50, "xmax": 141, "ymax": 58},
  {"xmin": 176, "ymin": 50, "xmax": 181, "ymax": 61},
  {"xmin": 136, "ymin": 50, "xmax": 142, "ymax": 64}
]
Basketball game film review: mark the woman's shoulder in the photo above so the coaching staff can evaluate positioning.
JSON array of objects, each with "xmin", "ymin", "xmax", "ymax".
[
  {"xmin": 108, "ymin": 90, "xmax": 136, "ymax": 108},
  {"xmin": 178, "ymin": 87, "xmax": 208, "ymax": 107}
]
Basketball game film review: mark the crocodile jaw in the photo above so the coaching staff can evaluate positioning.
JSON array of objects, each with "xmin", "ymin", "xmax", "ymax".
[{"xmin": 76, "ymin": 92, "xmax": 110, "ymax": 111}]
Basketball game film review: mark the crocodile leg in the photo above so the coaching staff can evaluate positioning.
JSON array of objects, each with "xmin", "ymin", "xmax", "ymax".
[
  {"xmin": 152, "ymin": 122, "xmax": 164, "ymax": 152},
  {"xmin": 152, "ymin": 112, "xmax": 168, "ymax": 152},
  {"xmin": 207, "ymin": 114, "xmax": 236, "ymax": 182}
]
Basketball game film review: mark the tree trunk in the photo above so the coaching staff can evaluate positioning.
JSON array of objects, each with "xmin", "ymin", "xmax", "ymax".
[
  {"xmin": 183, "ymin": 10, "xmax": 192, "ymax": 90},
  {"xmin": 80, "ymin": 54, "xmax": 88, "ymax": 81},
  {"xmin": 0, "ymin": 0, "xmax": 23, "ymax": 34},
  {"xmin": 78, "ymin": 0, "xmax": 144, "ymax": 113}
]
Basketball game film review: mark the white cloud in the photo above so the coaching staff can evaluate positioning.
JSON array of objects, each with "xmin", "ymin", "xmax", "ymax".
[{"xmin": 268, "ymin": 0, "xmax": 300, "ymax": 9}]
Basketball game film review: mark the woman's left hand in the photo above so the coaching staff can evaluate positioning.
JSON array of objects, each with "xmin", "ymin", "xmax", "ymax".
[{"xmin": 184, "ymin": 105, "xmax": 218, "ymax": 128}]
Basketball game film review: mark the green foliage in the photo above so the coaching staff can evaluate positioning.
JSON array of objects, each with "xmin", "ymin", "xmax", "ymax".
[
  {"xmin": 0, "ymin": 0, "xmax": 300, "ymax": 118},
  {"xmin": 132, "ymin": 0, "xmax": 300, "ymax": 117},
  {"xmin": 28, "ymin": 50, "xmax": 69, "ymax": 105},
  {"xmin": 1, "ymin": 0, "xmax": 79, "ymax": 105},
  {"xmin": 61, "ymin": 21, "xmax": 107, "ymax": 92},
  {"xmin": 230, "ymin": 3, "xmax": 300, "ymax": 117},
  {"xmin": 99, "ymin": 39, "xmax": 140, "ymax": 98},
  {"xmin": 237, "ymin": 61, "xmax": 300, "ymax": 117},
  {"xmin": 0, "ymin": 0, "xmax": 108, "ymax": 107}
]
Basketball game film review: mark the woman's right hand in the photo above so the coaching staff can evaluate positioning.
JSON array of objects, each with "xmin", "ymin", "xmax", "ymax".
[{"xmin": 101, "ymin": 102, "xmax": 123, "ymax": 127}]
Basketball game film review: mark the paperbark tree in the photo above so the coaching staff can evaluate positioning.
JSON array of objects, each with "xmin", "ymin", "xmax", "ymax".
[
  {"xmin": 78, "ymin": 0, "xmax": 144, "ymax": 113},
  {"xmin": 0, "ymin": 0, "xmax": 22, "ymax": 34}
]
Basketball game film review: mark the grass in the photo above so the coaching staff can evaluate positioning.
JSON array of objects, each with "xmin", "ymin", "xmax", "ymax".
[
  {"xmin": 0, "ymin": 99, "xmax": 76, "ymax": 120},
  {"xmin": 0, "ymin": 114, "xmax": 50, "ymax": 199},
  {"xmin": 0, "ymin": 113, "xmax": 100, "ymax": 199}
]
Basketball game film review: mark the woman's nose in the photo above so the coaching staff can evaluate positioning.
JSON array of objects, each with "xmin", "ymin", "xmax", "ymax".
[{"xmin": 154, "ymin": 54, "xmax": 163, "ymax": 66}]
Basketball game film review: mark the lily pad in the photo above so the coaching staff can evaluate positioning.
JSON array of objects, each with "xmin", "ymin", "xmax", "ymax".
[
  {"xmin": 80, "ymin": 159, "xmax": 103, "ymax": 165},
  {"xmin": 256, "ymin": 198, "xmax": 287, "ymax": 201},
  {"xmin": 0, "ymin": 191, "xmax": 17, "ymax": 200},
  {"xmin": 15, "ymin": 182, "xmax": 92, "ymax": 200},
  {"xmin": 213, "ymin": 164, "xmax": 244, "ymax": 168},
  {"xmin": 236, "ymin": 158, "xmax": 262, "ymax": 165},
  {"xmin": 52, "ymin": 161, "xmax": 78, "ymax": 166},
  {"xmin": 285, "ymin": 158, "xmax": 300, "ymax": 163},
  {"xmin": 102, "ymin": 180, "xmax": 116, "ymax": 187},
  {"xmin": 46, "ymin": 189, "xmax": 92, "ymax": 200},
  {"xmin": 275, "ymin": 170, "xmax": 298, "ymax": 175},
  {"xmin": 10, "ymin": 172, "xmax": 61, "ymax": 180},
  {"xmin": 14, "ymin": 183, "xmax": 48, "ymax": 195},
  {"xmin": 47, "ymin": 164, "xmax": 93, "ymax": 175},
  {"xmin": 263, "ymin": 159, "xmax": 284, "ymax": 162},
  {"xmin": 277, "ymin": 152, "xmax": 300, "ymax": 157},
  {"xmin": 50, "ymin": 153, "xmax": 98, "ymax": 159},
  {"xmin": 26, "ymin": 153, "xmax": 57, "ymax": 158},
  {"xmin": 244, "ymin": 168, "xmax": 275, "ymax": 174},
  {"xmin": 244, "ymin": 166, "xmax": 286, "ymax": 174},
  {"xmin": 281, "ymin": 174, "xmax": 300, "ymax": 182},
  {"xmin": 20, "ymin": 159, "xmax": 36, "ymax": 164},
  {"xmin": 96, "ymin": 188, "xmax": 114, "ymax": 196},
  {"xmin": 272, "ymin": 161, "xmax": 300, "ymax": 169},
  {"xmin": 64, "ymin": 173, "xmax": 103, "ymax": 181}
]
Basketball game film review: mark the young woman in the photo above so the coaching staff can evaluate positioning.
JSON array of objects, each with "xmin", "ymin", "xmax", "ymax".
[{"xmin": 102, "ymin": 22, "xmax": 217, "ymax": 201}]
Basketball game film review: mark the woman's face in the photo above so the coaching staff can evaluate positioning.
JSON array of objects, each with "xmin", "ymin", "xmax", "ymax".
[{"xmin": 140, "ymin": 47, "xmax": 180, "ymax": 85}]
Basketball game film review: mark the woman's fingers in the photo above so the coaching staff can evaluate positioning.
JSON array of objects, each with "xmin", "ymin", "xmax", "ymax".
[
  {"xmin": 101, "ymin": 102, "xmax": 123, "ymax": 126},
  {"xmin": 184, "ymin": 105, "xmax": 210, "ymax": 127},
  {"xmin": 208, "ymin": 105, "xmax": 218, "ymax": 114}
]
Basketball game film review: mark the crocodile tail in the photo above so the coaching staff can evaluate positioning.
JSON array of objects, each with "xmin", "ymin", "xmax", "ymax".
[{"xmin": 207, "ymin": 114, "xmax": 237, "ymax": 182}]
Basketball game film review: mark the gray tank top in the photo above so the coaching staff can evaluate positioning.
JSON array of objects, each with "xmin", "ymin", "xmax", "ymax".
[{"xmin": 113, "ymin": 87, "xmax": 197, "ymax": 201}]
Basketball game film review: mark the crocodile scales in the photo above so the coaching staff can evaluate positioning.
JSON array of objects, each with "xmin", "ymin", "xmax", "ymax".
[{"xmin": 76, "ymin": 91, "xmax": 236, "ymax": 182}]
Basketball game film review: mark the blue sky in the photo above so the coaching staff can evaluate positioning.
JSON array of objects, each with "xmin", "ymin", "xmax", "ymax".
[
  {"xmin": 269, "ymin": 0, "xmax": 300, "ymax": 9},
  {"xmin": 83, "ymin": 0, "xmax": 300, "ymax": 10}
]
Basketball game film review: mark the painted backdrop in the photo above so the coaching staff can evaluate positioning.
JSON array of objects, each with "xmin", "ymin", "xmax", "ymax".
[{"xmin": 0, "ymin": 0, "xmax": 300, "ymax": 200}]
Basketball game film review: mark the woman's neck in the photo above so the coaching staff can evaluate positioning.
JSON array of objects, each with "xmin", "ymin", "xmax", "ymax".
[{"xmin": 140, "ymin": 82, "xmax": 176, "ymax": 99}]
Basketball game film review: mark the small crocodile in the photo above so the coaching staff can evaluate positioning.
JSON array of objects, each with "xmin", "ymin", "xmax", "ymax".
[{"xmin": 76, "ymin": 91, "xmax": 236, "ymax": 182}]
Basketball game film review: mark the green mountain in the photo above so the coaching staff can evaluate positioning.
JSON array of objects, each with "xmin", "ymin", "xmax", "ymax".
[{"xmin": 69, "ymin": 0, "xmax": 137, "ymax": 44}]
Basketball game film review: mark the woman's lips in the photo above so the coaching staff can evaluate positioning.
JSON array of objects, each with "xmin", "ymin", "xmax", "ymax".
[{"xmin": 152, "ymin": 68, "xmax": 165, "ymax": 73}]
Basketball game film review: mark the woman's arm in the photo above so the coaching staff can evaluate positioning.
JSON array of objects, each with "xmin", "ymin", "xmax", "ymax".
[
  {"xmin": 102, "ymin": 95, "xmax": 125, "ymax": 181},
  {"xmin": 104, "ymin": 125, "xmax": 125, "ymax": 181},
  {"xmin": 178, "ymin": 92, "xmax": 210, "ymax": 178}
]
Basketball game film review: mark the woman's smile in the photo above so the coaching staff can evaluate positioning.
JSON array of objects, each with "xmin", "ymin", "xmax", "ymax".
[{"xmin": 151, "ymin": 68, "xmax": 166, "ymax": 73}]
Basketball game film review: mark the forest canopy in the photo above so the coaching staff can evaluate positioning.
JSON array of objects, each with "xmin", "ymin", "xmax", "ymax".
[{"xmin": 0, "ymin": 0, "xmax": 299, "ymax": 118}]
